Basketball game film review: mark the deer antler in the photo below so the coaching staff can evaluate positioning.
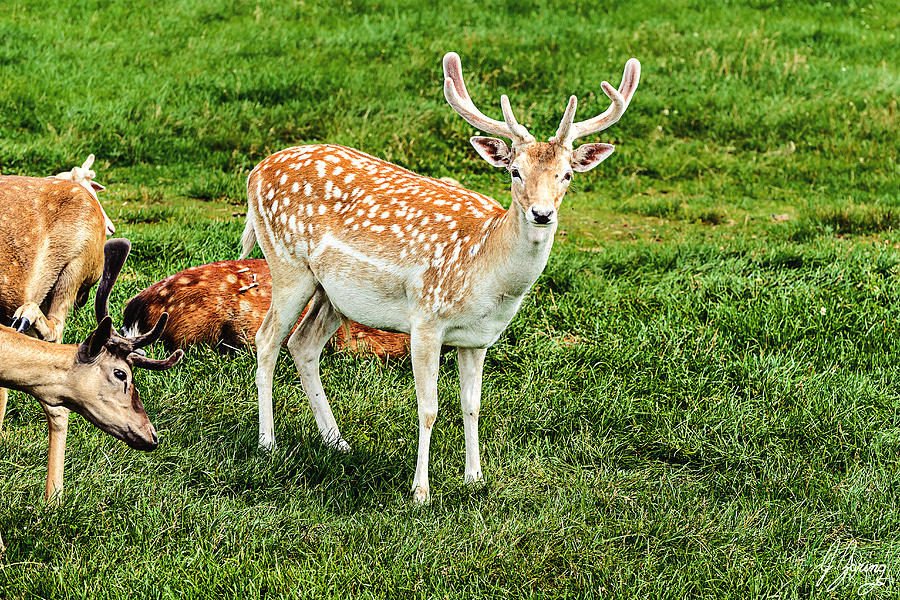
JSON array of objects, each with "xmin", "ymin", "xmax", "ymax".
[
  {"xmin": 443, "ymin": 52, "xmax": 535, "ymax": 144},
  {"xmin": 94, "ymin": 238, "xmax": 183, "ymax": 369},
  {"xmin": 552, "ymin": 58, "xmax": 641, "ymax": 147},
  {"xmin": 56, "ymin": 154, "xmax": 114, "ymax": 235}
]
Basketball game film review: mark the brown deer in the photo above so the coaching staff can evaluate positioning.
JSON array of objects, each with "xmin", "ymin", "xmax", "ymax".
[
  {"xmin": 0, "ymin": 158, "xmax": 115, "ymax": 461},
  {"xmin": 0, "ymin": 238, "xmax": 182, "ymax": 552},
  {"xmin": 0, "ymin": 156, "xmax": 113, "ymax": 343},
  {"xmin": 121, "ymin": 259, "xmax": 411, "ymax": 357},
  {"xmin": 241, "ymin": 52, "xmax": 640, "ymax": 502}
]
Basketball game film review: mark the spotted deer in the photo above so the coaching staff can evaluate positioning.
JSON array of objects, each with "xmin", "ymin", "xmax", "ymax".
[
  {"xmin": 0, "ymin": 239, "xmax": 182, "ymax": 552},
  {"xmin": 121, "ymin": 258, "xmax": 411, "ymax": 357},
  {"xmin": 241, "ymin": 52, "xmax": 640, "ymax": 502}
]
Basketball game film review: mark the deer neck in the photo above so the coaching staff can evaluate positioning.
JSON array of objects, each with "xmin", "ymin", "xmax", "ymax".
[
  {"xmin": 0, "ymin": 328, "xmax": 75, "ymax": 403},
  {"xmin": 475, "ymin": 196, "xmax": 555, "ymax": 299}
]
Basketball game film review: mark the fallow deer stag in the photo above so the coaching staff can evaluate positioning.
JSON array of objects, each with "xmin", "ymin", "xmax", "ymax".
[
  {"xmin": 0, "ymin": 239, "xmax": 182, "ymax": 552},
  {"xmin": 241, "ymin": 52, "xmax": 640, "ymax": 502},
  {"xmin": 121, "ymin": 259, "xmax": 411, "ymax": 357}
]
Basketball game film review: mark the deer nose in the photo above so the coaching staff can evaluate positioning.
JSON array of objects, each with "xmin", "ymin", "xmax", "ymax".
[{"xmin": 529, "ymin": 206, "xmax": 555, "ymax": 225}]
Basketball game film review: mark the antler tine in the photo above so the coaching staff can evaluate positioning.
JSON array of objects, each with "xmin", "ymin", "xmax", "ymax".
[
  {"xmin": 568, "ymin": 58, "xmax": 641, "ymax": 144},
  {"xmin": 550, "ymin": 95, "xmax": 578, "ymax": 144},
  {"xmin": 499, "ymin": 95, "xmax": 535, "ymax": 143},
  {"xmin": 126, "ymin": 313, "xmax": 169, "ymax": 350},
  {"xmin": 129, "ymin": 348, "xmax": 183, "ymax": 371},
  {"xmin": 95, "ymin": 238, "xmax": 132, "ymax": 324},
  {"xmin": 442, "ymin": 52, "xmax": 533, "ymax": 144},
  {"xmin": 127, "ymin": 312, "xmax": 170, "ymax": 350},
  {"xmin": 81, "ymin": 153, "xmax": 95, "ymax": 172}
]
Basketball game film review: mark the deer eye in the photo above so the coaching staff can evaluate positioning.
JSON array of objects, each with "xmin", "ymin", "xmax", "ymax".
[
  {"xmin": 563, "ymin": 172, "xmax": 573, "ymax": 181},
  {"xmin": 510, "ymin": 168, "xmax": 521, "ymax": 180},
  {"xmin": 113, "ymin": 369, "xmax": 127, "ymax": 381}
]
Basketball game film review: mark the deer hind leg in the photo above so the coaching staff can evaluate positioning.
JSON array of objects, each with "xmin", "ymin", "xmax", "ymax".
[
  {"xmin": 10, "ymin": 260, "xmax": 84, "ymax": 342},
  {"xmin": 255, "ymin": 267, "xmax": 317, "ymax": 451},
  {"xmin": 42, "ymin": 404, "xmax": 69, "ymax": 502},
  {"xmin": 458, "ymin": 347, "xmax": 487, "ymax": 484},
  {"xmin": 410, "ymin": 324, "xmax": 442, "ymax": 504},
  {"xmin": 0, "ymin": 388, "xmax": 6, "ymax": 432},
  {"xmin": 10, "ymin": 302, "xmax": 58, "ymax": 341},
  {"xmin": 286, "ymin": 287, "xmax": 349, "ymax": 452}
]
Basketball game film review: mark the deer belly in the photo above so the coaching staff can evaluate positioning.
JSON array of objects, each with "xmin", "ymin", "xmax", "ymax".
[
  {"xmin": 318, "ymin": 276, "xmax": 411, "ymax": 333},
  {"xmin": 308, "ymin": 236, "xmax": 414, "ymax": 332}
]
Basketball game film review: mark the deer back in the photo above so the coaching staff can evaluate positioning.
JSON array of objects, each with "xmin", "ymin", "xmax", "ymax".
[{"xmin": 0, "ymin": 175, "xmax": 106, "ymax": 319}]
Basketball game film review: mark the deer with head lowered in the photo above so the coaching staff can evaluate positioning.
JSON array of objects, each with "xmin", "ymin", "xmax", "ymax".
[
  {"xmin": 241, "ymin": 52, "xmax": 640, "ymax": 502},
  {"xmin": 0, "ymin": 239, "xmax": 182, "ymax": 551}
]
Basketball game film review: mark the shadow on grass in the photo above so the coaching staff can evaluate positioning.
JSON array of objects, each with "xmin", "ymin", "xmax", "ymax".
[{"xmin": 204, "ymin": 426, "xmax": 410, "ymax": 513}]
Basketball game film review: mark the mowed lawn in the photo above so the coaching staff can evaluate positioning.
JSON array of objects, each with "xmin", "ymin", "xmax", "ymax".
[{"xmin": 1, "ymin": 1, "xmax": 899, "ymax": 598}]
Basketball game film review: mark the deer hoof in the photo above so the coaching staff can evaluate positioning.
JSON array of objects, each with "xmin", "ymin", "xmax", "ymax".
[
  {"xmin": 412, "ymin": 486, "xmax": 431, "ymax": 504},
  {"xmin": 11, "ymin": 316, "xmax": 30, "ymax": 333},
  {"xmin": 258, "ymin": 435, "xmax": 277, "ymax": 453},
  {"xmin": 329, "ymin": 438, "xmax": 351, "ymax": 454},
  {"xmin": 464, "ymin": 470, "xmax": 484, "ymax": 485}
]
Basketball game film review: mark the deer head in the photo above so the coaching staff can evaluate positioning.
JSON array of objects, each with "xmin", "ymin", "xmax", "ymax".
[
  {"xmin": 443, "ymin": 52, "xmax": 640, "ymax": 231},
  {"xmin": 62, "ymin": 238, "xmax": 183, "ymax": 450}
]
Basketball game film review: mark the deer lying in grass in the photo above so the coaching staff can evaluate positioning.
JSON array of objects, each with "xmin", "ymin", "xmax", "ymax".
[
  {"xmin": 0, "ymin": 239, "xmax": 182, "ymax": 552},
  {"xmin": 241, "ymin": 52, "xmax": 640, "ymax": 502},
  {"xmin": 121, "ymin": 259, "xmax": 411, "ymax": 357}
]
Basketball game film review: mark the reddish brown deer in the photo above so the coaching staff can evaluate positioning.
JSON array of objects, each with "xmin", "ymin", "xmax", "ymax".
[
  {"xmin": 0, "ymin": 239, "xmax": 182, "ymax": 552},
  {"xmin": 241, "ymin": 52, "xmax": 640, "ymax": 502},
  {"xmin": 121, "ymin": 259, "xmax": 410, "ymax": 357}
]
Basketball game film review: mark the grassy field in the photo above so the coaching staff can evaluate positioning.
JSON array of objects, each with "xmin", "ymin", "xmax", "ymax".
[{"xmin": 1, "ymin": 0, "xmax": 899, "ymax": 597}]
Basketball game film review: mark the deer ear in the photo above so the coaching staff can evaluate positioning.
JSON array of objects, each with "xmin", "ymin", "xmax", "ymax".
[
  {"xmin": 91, "ymin": 181, "xmax": 106, "ymax": 193},
  {"xmin": 77, "ymin": 316, "xmax": 113, "ymax": 363},
  {"xmin": 571, "ymin": 143, "xmax": 615, "ymax": 172},
  {"xmin": 470, "ymin": 137, "xmax": 511, "ymax": 168}
]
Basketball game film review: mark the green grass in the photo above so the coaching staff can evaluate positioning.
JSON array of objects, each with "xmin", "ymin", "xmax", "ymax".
[{"xmin": 1, "ymin": 0, "xmax": 899, "ymax": 598}]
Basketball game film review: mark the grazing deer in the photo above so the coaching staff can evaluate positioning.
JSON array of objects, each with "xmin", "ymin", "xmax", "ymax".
[
  {"xmin": 0, "ymin": 239, "xmax": 182, "ymax": 552},
  {"xmin": 0, "ymin": 160, "xmax": 115, "ymax": 450},
  {"xmin": 121, "ymin": 259, "xmax": 411, "ymax": 357},
  {"xmin": 241, "ymin": 52, "xmax": 640, "ymax": 502}
]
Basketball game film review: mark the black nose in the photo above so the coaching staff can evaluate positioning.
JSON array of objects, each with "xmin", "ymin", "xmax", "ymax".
[{"xmin": 531, "ymin": 207, "xmax": 554, "ymax": 225}]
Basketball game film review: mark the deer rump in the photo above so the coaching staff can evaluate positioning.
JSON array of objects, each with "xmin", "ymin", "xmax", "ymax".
[{"xmin": 121, "ymin": 259, "xmax": 410, "ymax": 358}]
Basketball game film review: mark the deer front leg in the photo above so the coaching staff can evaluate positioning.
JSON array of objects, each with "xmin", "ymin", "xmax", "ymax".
[
  {"xmin": 410, "ymin": 324, "xmax": 441, "ymax": 504},
  {"xmin": 10, "ymin": 303, "xmax": 62, "ymax": 342},
  {"xmin": 42, "ymin": 404, "xmax": 69, "ymax": 501},
  {"xmin": 458, "ymin": 347, "xmax": 487, "ymax": 484}
]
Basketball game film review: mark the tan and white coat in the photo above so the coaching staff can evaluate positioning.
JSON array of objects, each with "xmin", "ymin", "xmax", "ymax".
[{"xmin": 242, "ymin": 52, "xmax": 641, "ymax": 502}]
